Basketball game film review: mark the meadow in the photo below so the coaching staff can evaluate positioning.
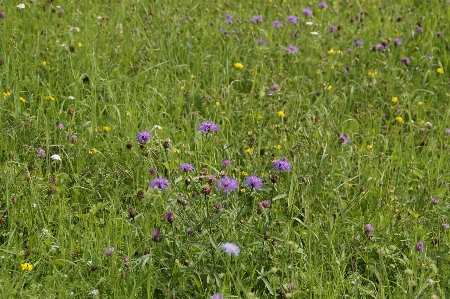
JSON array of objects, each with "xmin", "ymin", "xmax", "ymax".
[{"xmin": 0, "ymin": 0, "xmax": 449, "ymax": 298}]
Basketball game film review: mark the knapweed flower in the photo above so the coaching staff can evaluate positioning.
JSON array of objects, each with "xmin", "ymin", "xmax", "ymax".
[
  {"xmin": 373, "ymin": 44, "xmax": 385, "ymax": 51},
  {"xmin": 442, "ymin": 223, "xmax": 449, "ymax": 229},
  {"xmin": 149, "ymin": 167, "xmax": 157, "ymax": 175},
  {"xmin": 224, "ymin": 14, "xmax": 233, "ymax": 24},
  {"xmin": 136, "ymin": 131, "xmax": 152, "ymax": 144},
  {"xmin": 395, "ymin": 116, "xmax": 405, "ymax": 124},
  {"xmin": 431, "ymin": 197, "xmax": 439, "ymax": 205},
  {"xmin": 215, "ymin": 203, "xmax": 222, "ymax": 212},
  {"xmin": 0, "ymin": 12, "xmax": 5, "ymax": 19},
  {"xmin": 329, "ymin": 25, "xmax": 338, "ymax": 32},
  {"xmin": 197, "ymin": 121, "xmax": 219, "ymax": 135},
  {"xmin": 244, "ymin": 175, "xmax": 263, "ymax": 190},
  {"xmin": 272, "ymin": 158, "xmax": 292, "ymax": 172},
  {"xmin": 287, "ymin": 15, "xmax": 298, "ymax": 25},
  {"xmin": 255, "ymin": 39, "xmax": 267, "ymax": 45},
  {"xmin": 416, "ymin": 26, "xmax": 423, "ymax": 34},
  {"xmin": 437, "ymin": 68, "xmax": 444, "ymax": 74},
  {"xmin": 252, "ymin": 16, "xmax": 263, "ymax": 23},
  {"xmin": 286, "ymin": 45, "xmax": 299, "ymax": 53},
  {"xmin": 216, "ymin": 177, "xmax": 239, "ymax": 194},
  {"xmin": 70, "ymin": 135, "xmax": 78, "ymax": 143},
  {"xmin": 271, "ymin": 84, "xmax": 279, "ymax": 90},
  {"xmin": 104, "ymin": 247, "xmax": 114, "ymax": 257},
  {"xmin": 152, "ymin": 229, "xmax": 161, "ymax": 242},
  {"xmin": 394, "ymin": 38, "xmax": 402, "ymax": 46},
  {"xmin": 400, "ymin": 57, "xmax": 411, "ymax": 65},
  {"xmin": 210, "ymin": 294, "xmax": 224, "ymax": 299},
  {"xmin": 57, "ymin": 123, "xmax": 64, "ymax": 130},
  {"xmin": 36, "ymin": 147, "xmax": 46, "ymax": 158},
  {"xmin": 303, "ymin": 7, "xmax": 312, "ymax": 16},
  {"xmin": 437, "ymin": 31, "xmax": 442, "ymax": 37},
  {"xmin": 21, "ymin": 263, "xmax": 33, "ymax": 271},
  {"xmin": 220, "ymin": 242, "xmax": 240, "ymax": 256},
  {"xmin": 365, "ymin": 224, "xmax": 374, "ymax": 237},
  {"xmin": 445, "ymin": 129, "xmax": 450, "ymax": 135},
  {"xmin": 318, "ymin": 2, "xmax": 328, "ymax": 8},
  {"xmin": 164, "ymin": 211, "xmax": 174, "ymax": 223},
  {"xmin": 222, "ymin": 159, "xmax": 232, "ymax": 166},
  {"xmin": 179, "ymin": 163, "xmax": 194, "ymax": 172},
  {"xmin": 234, "ymin": 62, "xmax": 244, "ymax": 69},
  {"xmin": 338, "ymin": 134, "xmax": 351, "ymax": 145},
  {"xmin": 354, "ymin": 39, "xmax": 364, "ymax": 46},
  {"xmin": 260, "ymin": 200, "xmax": 271, "ymax": 208},
  {"xmin": 416, "ymin": 241, "xmax": 425, "ymax": 252},
  {"xmin": 267, "ymin": 90, "xmax": 274, "ymax": 96},
  {"xmin": 50, "ymin": 154, "xmax": 62, "ymax": 161},
  {"xmin": 150, "ymin": 177, "xmax": 170, "ymax": 190},
  {"xmin": 272, "ymin": 20, "xmax": 282, "ymax": 27}
]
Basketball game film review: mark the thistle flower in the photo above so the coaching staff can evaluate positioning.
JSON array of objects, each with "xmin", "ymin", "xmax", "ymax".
[
  {"xmin": 57, "ymin": 123, "xmax": 64, "ymax": 130},
  {"xmin": 400, "ymin": 57, "xmax": 411, "ymax": 65},
  {"xmin": 252, "ymin": 16, "xmax": 263, "ymax": 23},
  {"xmin": 216, "ymin": 177, "xmax": 238, "ymax": 194},
  {"xmin": 442, "ymin": 223, "xmax": 449, "ymax": 229},
  {"xmin": 136, "ymin": 131, "xmax": 152, "ymax": 144},
  {"xmin": 272, "ymin": 158, "xmax": 292, "ymax": 172},
  {"xmin": 431, "ymin": 197, "xmax": 439, "ymax": 205},
  {"xmin": 152, "ymin": 230, "xmax": 161, "ymax": 242},
  {"xmin": 255, "ymin": 39, "xmax": 267, "ymax": 45},
  {"xmin": 318, "ymin": 2, "xmax": 328, "ymax": 8},
  {"xmin": 179, "ymin": 163, "xmax": 195, "ymax": 172},
  {"xmin": 197, "ymin": 121, "xmax": 219, "ymax": 135},
  {"xmin": 416, "ymin": 26, "xmax": 423, "ymax": 34},
  {"xmin": 339, "ymin": 134, "xmax": 351, "ymax": 144},
  {"xmin": 222, "ymin": 159, "xmax": 232, "ymax": 166},
  {"xmin": 437, "ymin": 31, "xmax": 442, "ymax": 37},
  {"xmin": 260, "ymin": 200, "xmax": 271, "ymax": 208},
  {"xmin": 220, "ymin": 242, "xmax": 240, "ymax": 256},
  {"xmin": 272, "ymin": 20, "xmax": 282, "ymax": 28},
  {"xmin": 394, "ymin": 38, "xmax": 402, "ymax": 46},
  {"xmin": 244, "ymin": 175, "xmax": 263, "ymax": 190},
  {"xmin": 415, "ymin": 241, "xmax": 425, "ymax": 251},
  {"xmin": 210, "ymin": 294, "xmax": 224, "ymax": 299},
  {"xmin": 0, "ymin": 12, "xmax": 5, "ymax": 19},
  {"xmin": 271, "ymin": 84, "xmax": 279, "ymax": 90},
  {"xmin": 364, "ymin": 224, "xmax": 374, "ymax": 237},
  {"xmin": 287, "ymin": 15, "xmax": 298, "ymax": 25},
  {"xmin": 329, "ymin": 25, "xmax": 338, "ymax": 32},
  {"xmin": 354, "ymin": 39, "xmax": 364, "ymax": 46},
  {"xmin": 303, "ymin": 7, "xmax": 312, "ymax": 16},
  {"xmin": 150, "ymin": 177, "xmax": 170, "ymax": 190},
  {"xmin": 164, "ymin": 211, "xmax": 174, "ymax": 223},
  {"xmin": 70, "ymin": 135, "xmax": 78, "ymax": 143},
  {"xmin": 286, "ymin": 45, "xmax": 299, "ymax": 53},
  {"xmin": 36, "ymin": 148, "xmax": 46, "ymax": 158},
  {"xmin": 104, "ymin": 247, "xmax": 114, "ymax": 257}
]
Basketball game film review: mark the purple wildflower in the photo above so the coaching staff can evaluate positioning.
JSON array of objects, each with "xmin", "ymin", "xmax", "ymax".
[
  {"xmin": 104, "ymin": 247, "xmax": 114, "ymax": 257},
  {"xmin": 437, "ymin": 31, "xmax": 442, "ymax": 37},
  {"xmin": 150, "ymin": 177, "xmax": 170, "ymax": 190},
  {"xmin": 70, "ymin": 135, "xmax": 78, "ymax": 143},
  {"xmin": 152, "ymin": 229, "xmax": 161, "ymax": 242},
  {"xmin": 267, "ymin": 90, "xmax": 274, "ymax": 97},
  {"xmin": 272, "ymin": 20, "xmax": 282, "ymax": 28},
  {"xmin": 36, "ymin": 147, "xmax": 46, "ymax": 158},
  {"xmin": 303, "ymin": 7, "xmax": 313, "ymax": 17},
  {"xmin": 286, "ymin": 45, "xmax": 299, "ymax": 53},
  {"xmin": 215, "ymin": 203, "xmax": 222, "ymax": 212},
  {"xmin": 216, "ymin": 177, "xmax": 238, "ymax": 194},
  {"xmin": 329, "ymin": 25, "xmax": 338, "ymax": 32},
  {"xmin": 0, "ymin": 12, "xmax": 5, "ymax": 19},
  {"xmin": 374, "ymin": 44, "xmax": 385, "ymax": 51},
  {"xmin": 222, "ymin": 159, "xmax": 232, "ymax": 166},
  {"xmin": 347, "ymin": 48, "xmax": 353, "ymax": 53},
  {"xmin": 59, "ymin": 9, "xmax": 64, "ymax": 14},
  {"xmin": 179, "ymin": 163, "xmax": 195, "ymax": 172},
  {"xmin": 252, "ymin": 16, "xmax": 263, "ymax": 23},
  {"xmin": 196, "ymin": 121, "xmax": 219, "ymax": 135},
  {"xmin": 290, "ymin": 282, "xmax": 296, "ymax": 291},
  {"xmin": 260, "ymin": 200, "xmax": 271, "ymax": 208},
  {"xmin": 445, "ymin": 129, "xmax": 450, "ymax": 136},
  {"xmin": 416, "ymin": 26, "xmax": 423, "ymax": 34},
  {"xmin": 339, "ymin": 134, "xmax": 351, "ymax": 144},
  {"xmin": 287, "ymin": 15, "xmax": 298, "ymax": 25},
  {"xmin": 365, "ymin": 224, "xmax": 374, "ymax": 237},
  {"xmin": 187, "ymin": 228, "xmax": 194, "ymax": 235},
  {"xmin": 431, "ymin": 197, "xmax": 439, "ymax": 205},
  {"xmin": 272, "ymin": 158, "xmax": 292, "ymax": 172},
  {"xmin": 442, "ymin": 223, "xmax": 449, "ymax": 229},
  {"xmin": 415, "ymin": 241, "xmax": 425, "ymax": 252},
  {"xmin": 224, "ymin": 14, "xmax": 233, "ymax": 24},
  {"xmin": 220, "ymin": 242, "xmax": 240, "ymax": 256},
  {"xmin": 255, "ymin": 39, "xmax": 267, "ymax": 45},
  {"xmin": 271, "ymin": 84, "xmax": 279, "ymax": 90},
  {"xmin": 164, "ymin": 211, "xmax": 174, "ymax": 223},
  {"xmin": 400, "ymin": 57, "xmax": 411, "ymax": 65},
  {"xmin": 244, "ymin": 175, "xmax": 263, "ymax": 190},
  {"xmin": 426, "ymin": 53, "xmax": 432, "ymax": 57},
  {"xmin": 210, "ymin": 294, "xmax": 224, "ymax": 299},
  {"xmin": 219, "ymin": 29, "xmax": 228, "ymax": 34},
  {"xmin": 354, "ymin": 39, "xmax": 364, "ymax": 46},
  {"xmin": 318, "ymin": 2, "xmax": 328, "ymax": 8},
  {"xmin": 149, "ymin": 167, "xmax": 157, "ymax": 175},
  {"xmin": 394, "ymin": 38, "xmax": 402, "ymax": 46},
  {"xmin": 136, "ymin": 131, "xmax": 152, "ymax": 144}
]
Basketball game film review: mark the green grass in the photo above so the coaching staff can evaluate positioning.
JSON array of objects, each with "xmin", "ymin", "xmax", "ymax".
[{"xmin": 0, "ymin": 0, "xmax": 449, "ymax": 298}]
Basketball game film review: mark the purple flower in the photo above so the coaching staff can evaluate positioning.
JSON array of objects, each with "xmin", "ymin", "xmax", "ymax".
[
  {"xmin": 252, "ymin": 16, "xmax": 263, "ymax": 23},
  {"xmin": 36, "ymin": 147, "xmax": 46, "ymax": 158},
  {"xmin": 152, "ymin": 229, "xmax": 161, "ymax": 242},
  {"xmin": 442, "ymin": 223, "xmax": 449, "ymax": 229},
  {"xmin": 303, "ymin": 7, "xmax": 313, "ymax": 17},
  {"xmin": 224, "ymin": 14, "xmax": 233, "ymax": 24},
  {"xmin": 70, "ymin": 135, "xmax": 78, "ymax": 143},
  {"xmin": 149, "ymin": 167, "xmax": 157, "ymax": 175},
  {"xmin": 287, "ymin": 15, "xmax": 298, "ymax": 25},
  {"xmin": 197, "ymin": 121, "xmax": 219, "ymax": 135},
  {"xmin": 59, "ymin": 9, "xmax": 64, "ymax": 14},
  {"xmin": 354, "ymin": 39, "xmax": 364, "ymax": 46},
  {"xmin": 219, "ymin": 29, "xmax": 228, "ymax": 34},
  {"xmin": 136, "ymin": 131, "xmax": 152, "ymax": 144},
  {"xmin": 187, "ymin": 228, "xmax": 194, "ymax": 235},
  {"xmin": 0, "ymin": 12, "xmax": 5, "ymax": 19},
  {"xmin": 318, "ymin": 2, "xmax": 328, "ymax": 8},
  {"xmin": 216, "ymin": 177, "xmax": 239, "ymax": 194},
  {"xmin": 164, "ymin": 211, "xmax": 174, "ymax": 223},
  {"xmin": 431, "ymin": 197, "xmax": 439, "ymax": 205},
  {"xmin": 57, "ymin": 123, "xmax": 64, "ymax": 130},
  {"xmin": 289, "ymin": 282, "xmax": 296, "ymax": 291},
  {"xmin": 271, "ymin": 84, "xmax": 279, "ymax": 90},
  {"xmin": 222, "ymin": 159, "xmax": 232, "ymax": 166},
  {"xmin": 244, "ymin": 175, "xmax": 263, "ymax": 190},
  {"xmin": 272, "ymin": 20, "xmax": 282, "ymax": 28},
  {"xmin": 272, "ymin": 158, "xmax": 292, "ymax": 172},
  {"xmin": 416, "ymin": 26, "xmax": 423, "ymax": 34},
  {"xmin": 445, "ymin": 129, "xmax": 450, "ymax": 136},
  {"xmin": 339, "ymin": 134, "xmax": 351, "ymax": 144},
  {"xmin": 150, "ymin": 177, "xmax": 170, "ymax": 190},
  {"xmin": 374, "ymin": 44, "xmax": 385, "ymax": 51},
  {"xmin": 426, "ymin": 53, "xmax": 432, "ymax": 57},
  {"xmin": 267, "ymin": 90, "xmax": 274, "ymax": 97},
  {"xmin": 347, "ymin": 48, "xmax": 353, "ymax": 53},
  {"xmin": 255, "ymin": 39, "xmax": 267, "ymax": 45},
  {"xmin": 416, "ymin": 241, "xmax": 425, "ymax": 252},
  {"xmin": 400, "ymin": 57, "xmax": 411, "ymax": 65},
  {"xmin": 365, "ymin": 224, "xmax": 374, "ymax": 237},
  {"xmin": 437, "ymin": 31, "xmax": 442, "ymax": 37},
  {"xmin": 260, "ymin": 200, "xmax": 271, "ymax": 208},
  {"xmin": 220, "ymin": 242, "xmax": 240, "ymax": 256},
  {"xmin": 329, "ymin": 25, "xmax": 338, "ymax": 32},
  {"xmin": 394, "ymin": 38, "xmax": 402, "ymax": 46},
  {"xmin": 104, "ymin": 247, "xmax": 114, "ymax": 257},
  {"xmin": 286, "ymin": 45, "xmax": 299, "ymax": 53},
  {"xmin": 210, "ymin": 294, "xmax": 224, "ymax": 299},
  {"xmin": 179, "ymin": 163, "xmax": 195, "ymax": 172},
  {"xmin": 215, "ymin": 203, "xmax": 222, "ymax": 212}
]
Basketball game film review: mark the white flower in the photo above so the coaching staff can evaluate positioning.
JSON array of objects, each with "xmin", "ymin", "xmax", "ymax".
[
  {"xmin": 424, "ymin": 122, "xmax": 433, "ymax": 128},
  {"xmin": 17, "ymin": 4, "xmax": 25, "ymax": 9},
  {"xmin": 32, "ymin": 203, "xmax": 37, "ymax": 208},
  {"xmin": 68, "ymin": 95, "xmax": 75, "ymax": 100},
  {"xmin": 305, "ymin": 22, "xmax": 313, "ymax": 25},
  {"xmin": 152, "ymin": 125, "xmax": 162, "ymax": 130},
  {"xmin": 51, "ymin": 154, "xmax": 62, "ymax": 161},
  {"xmin": 88, "ymin": 290, "xmax": 99, "ymax": 296},
  {"xmin": 310, "ymin": 32, "xmax": 319, "ymax": 35},
  {"xmin": 69, "ymin": 26, "xmax": 80, "ymax": 32}
]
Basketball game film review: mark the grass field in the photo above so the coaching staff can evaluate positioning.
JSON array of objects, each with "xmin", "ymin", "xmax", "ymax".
[{"xmin": 1, "ymin": 0, "xmax": 450, "ymax": 298}]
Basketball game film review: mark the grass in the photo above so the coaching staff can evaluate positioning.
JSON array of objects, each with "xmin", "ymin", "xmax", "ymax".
[{"xmin": 0, "ymin": 0, "xmax": 449, "ymax": 298}]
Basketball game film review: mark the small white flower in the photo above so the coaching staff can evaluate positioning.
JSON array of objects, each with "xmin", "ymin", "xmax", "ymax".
[
  {"xmin": 152, "ymin": 125, "xmax": 162, "ymax": 130},
  {"xmin": 69, "ymin": 26, "xmax": 80, "ymax": 32},
  {"xmin": 68, "ymin": 95, "xmax": 75, "ymax": 100},
  {"xmin": 51, "ymin": 154, "xmax": 62, "ymax": 161},
  {"xmin": 61, "ymin": 44, "xmax": 66, "ymax": 47},
  {"xmin": 305, "ymin": 22, "xmax": 313, "ymax": 25},
  {"xmin": 88, "ymin": 290, "xmax": 99, "ymax": 296},
  {"xmin": 87, "ymin": 260, "xmax": 92, "ymax": 265},
  {"xmin": 424, "ymin": 121, "xmax": 433, "ymax": 128},
  {"xmin": 32, "ymin": 203, "xmax": 37, "ymax": 208},
  {"xmin": 310, "ymin": 32, "xmax": 319, "ymax": 35},
  {"xmin": 17, "ymin": 4, "xmax": 25, "ymax": 9}
]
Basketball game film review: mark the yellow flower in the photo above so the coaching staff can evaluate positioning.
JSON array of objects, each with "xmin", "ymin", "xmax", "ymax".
[
  {"xmin": 274, "ymin": 144, "xmax": 281, "ymax": 150},
  {"xmin": 316, "ymin": 70, "xmax": 321, "ymax": 75},
  {"xmin": 277, "ymin": 111, "xmax": 285, "ymax": 117},
  {"xmin": 367, "ymin": 103, "xmax": 374, "ymax": 108},
  {"xmin": 367, "ymin": 145, "xmax": 373, "ymax": 149},
  {"xmin": 19, "ymin": 97, "xmax": 26, "ymax": 103},
  {"xmin": 437, "ymin": 68, "xmax": 444, "ymax": 74},
  {"xmin": 245, "ymin": 148, "xmax": 253, "ymax": 154},
  {"xmin": 327, "ymin": 49, "xmax": 336, "ymax": 55},
  {"xmin": 391, "ymin": 96, "xmax": 398, "ymax": 103},
  {"xmin": 247, "ymin": 130, "xmax": 252, "ymax": 135},
  {"xmin": 395, "ymin": 116, "xmax": 405, "ymax": 124},
  {"xmin": 77, "ymin": 42, "xmax": 83, "ymax": 47},
  {"xmin": 180, "ymin": 85, "xmax": 185, "ymax": 90},
  {"xmin": 42, "ymin": 61, "xmax": 48, "ymax": 66},
  {"xmin": 126, "ymin": 111, "xmax": 131, "ymax": 116},
  {"xmin": 2, "ymin": 91, "xmax": 11, "ymax": 99},
  {"xmin": 330, "ymin": 65, "xmax": 335, "ymax": 70},
  {"xmin": 172, "ymin": 148, "xmax": 180, "ymax": 154},
  {"xmin": 234, "ymin": 63, "xmax": 244, "ymax": 69},
  {"xmin": 215, "ymin": 101, "xmax": 220, "ymax": 106},
  {"xmin": 257, "ymin": 114, "xmax": 263, "ymax": 120},
  {"xmin": 336, "ymin": 50, "xmax": 343, "ymax": 55},
  {"xmin": 327, "ymin": 85, "xmax": 333, "ymax": 90},
  {"xmin": 241, "ymin": 171, "xmax": 248, "ymax": 176},
  {"xmin": 102, "ymin": 126, "xmax": 111, "ymax": 132},
  {"xmin": 418, "ymin": 101, "xmax": 424, "ymax": 106},
  {"xmin": 418, "ymin": 120, "xmax": 425, "ymax": 125},
  {"xmin": 368, "ymin": 71, "xmax": 376, "ymax": 77},
  {"xmin": 21, "ymin": 263, "xmax": 33, "ymax": 271},
  {"xmin": 89, "ymin": 148, "xmax": 98, "ymax": 155},
  {"xmin": 45, "ymin": 95, "xmax": 55, "ymax": 101}
]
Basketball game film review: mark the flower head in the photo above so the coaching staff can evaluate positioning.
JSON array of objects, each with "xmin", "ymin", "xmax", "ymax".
[
  {"xmin": 318, "ymin": 2, "xmax": 328, "ymax": 8},
  {"xmin": 442, "ymin": 223, "xmax": 449, "ymax": 229},
  {"xmin": 260, "ymin": 200, "xmax": 271, "ymax": 208},
  {"xmin": 150, "ymin": 177, "xmax": 170, "ymax": 190},
  {"xmin": 416, "ymin": 26, "xmax": 423, "ymax": 34},
  {"xmin": 255, "ymin": 39, "xmax": 267, "ymax": 45},
  {"xmin": 303, "ymin": 7, "xmax": 312, "ymax": 16},
  {"xmin": 244, "ymin": 175, "xmax": 263, "ymax": 190},
  {"xmin": 286, "ymin": 45, "xmax": 299, "ymax": 53},
  {"xmin": 216, "ymin": 177, "xmax": 239, "ymax": 194},
  {"xmin": 271, "ymin": 84, "xmax": 279, "ymax": 90},
  {"xmin": 36, "ymin": 147, "xmax": 46, "ymax": 158},
  {"xmin": 197, "ymin": 121, "xmax": 219, "ymax": 135},
  {"xmin": 50, "ymin": 154, "xmax": 62, "ymax": 161},
  {"xmin": 394, "ymin": 38, "xmax": 402, "ymax": 46},
  {"xmin": 339, "ymin": 134, "xmax": 351, "ymax": 144},
  {"xmin": 210, "ymin": 294, "xmax": 224, "ymax": 299},
  {"xmin": 416, "ymin": 241, "xmax": 425, "ymax": 252},
  {"xmin": 437, "ymin": 68, "xmax": 444, "ymax": 74},
  {"xmin": 431, "ymin": 197, "xmax": 439, "ymax": 205},
  {"xmin": 21, "ymin": 263, "xmax": 33, "ymax": 271},
  {"xmin": 57, "ymin": 123, "xmax": 64, "ymax": 130},
  {"xmin": 152, "ymin": 229, "xmax": 161, "ymax": 242},
  {"xmin": 136, "ymin": 131, "xmax": 152, "ymax": 144},
  {"xmin": 164, "ymin": 211, "xmax": 174, "ymax": 223},
  {"xmin": 252, "ymin": 16, "xmax": 263, "ymax": 23},
  {"xmin": 400, "ymin": 57, "xmax": 411, "ymax": 65},
  {"xmin": 17, "ymin": 4, "xmax": 25, "ymax": 9},
  {"xmin": 0, "ymin": 12, "xmax": 5, "ymax": 19},
  {"xmin": 437, "ymin": 31, "xmax": 442, "ymax": 37},
  {"xmin": 104, "ymin": 247, "xmax": 114, "ymax": 257},
  {"xmin": 220, "ymin": 242, "xmax": 240, "ymax": 256},
  {"xmin": 179, "ymin": 163, "xmax": 195, "ymax": 172},
  {"xmin": 272, "ymin": 20, "xmax": 282, "ymax": 28},
  {"xmin": 287, "ymin": 15, "xmax": 298, "ymax": 25},
  {"xmin": 445, "ymin": 129, "xmax": 450, "ymax": 135},
  {"xmin": 365, "ymin": 224, "xmax": 374, "ymax": 237},
  {"xmin": 222, "ymin": 159, "xmax": 232, "ymax": 166},
  {"xmin": 70, "ymin": 135, "xmax": 78, "ymax": 143},
  {"xmin": 354, "ymin": 39, "xmax": 364, "ymax": 46},
  {"xmin": 272, "ymin": 158, "xmax": 292, "ymax": 172},
  {"xmin": 329, "ymin": 25, "xmax": 338, "ymax": 32}
]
